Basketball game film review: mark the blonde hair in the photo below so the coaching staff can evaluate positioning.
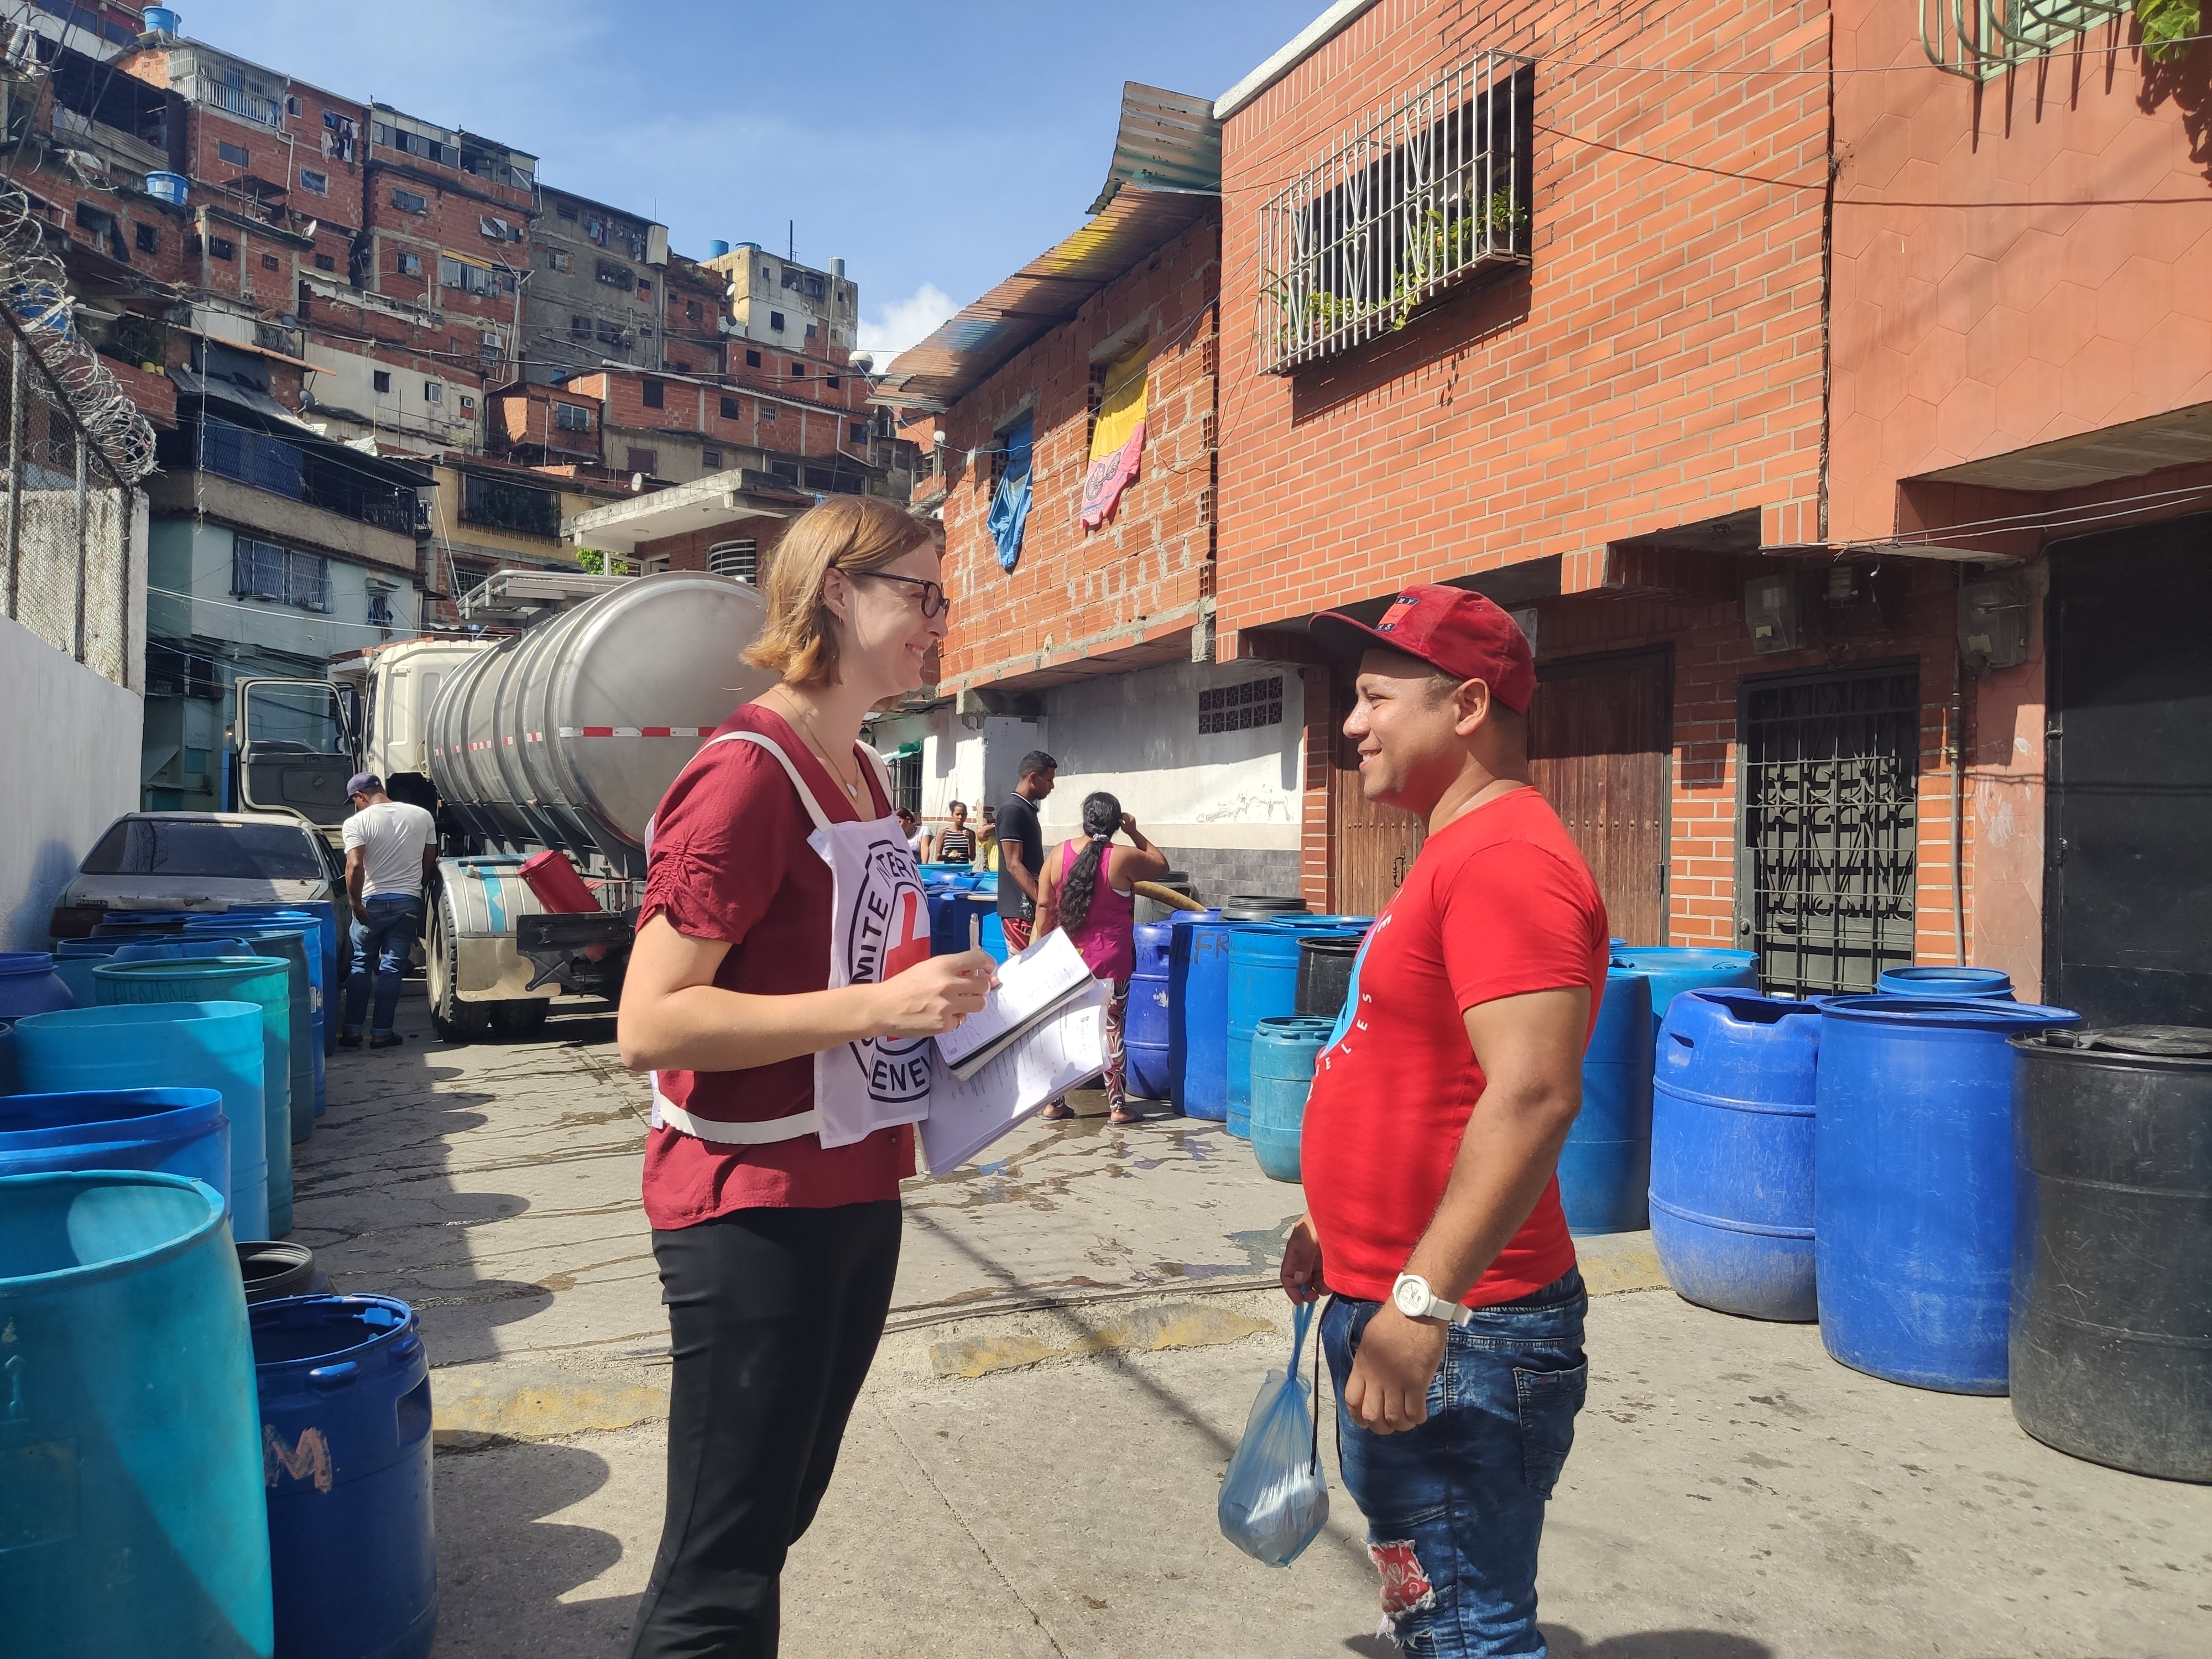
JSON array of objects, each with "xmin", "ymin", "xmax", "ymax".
[{"xmin": 744, "ymin": 497, "xmax": 939, "ymax": 685}]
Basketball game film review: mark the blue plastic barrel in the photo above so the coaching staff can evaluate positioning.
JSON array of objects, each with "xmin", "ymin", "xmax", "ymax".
[
  {"xmin": 52, "ymin": 937, "xmax": 127, "ymax": 1004},
  {"xmin": 253, "ymin": 1295, "xmax": 437, "ymax": 1659},
  {"xmin": 116, "ymin": 937, "xmax": 250, "ymax": 961},
  {"xmin": 0, "ymin": 1018, "xmax": 13, "ymax": 1092},
  {"xmin": 1608, "ymin": 946, "xmax": 1759, "ymax": 1026},
  {"xmin": 212, "ymin": 905, "xmax": 338, "ymax": 1058},
  {"xmin": 1162, "ymin": 908, "xmax": 1218, "ymax": 1117},
  {"xmin": 1876, "ymin": 965, "xmax": 2015, "ymax": 999},
  {"xmin": 1251, "ymin": 1016, "xmax": 1332, "ymax": 1182},
  {"xmin": 95, "ymin": 958, "xmax": 294, "ymax": 1236},
  {"xmin": 978, "ymin": 912, "xmax": 1008, "ymax": 963},
  {"xmin": 13, "ymin": 1001, "xmax": 269, "ymax": 1239},
  {"xmin": 0, "ymin": 950, "xmax": 75, "ymax": 1018},
  {"xmin": 1125, "ymin": 921, "xmax": 1173, "ymax": 1100},
  {"xmin": 1649, "ymin": 990, "xmax": 1822, "ymax": 1320},
  {"xmin": 0, "ymin": 1170, "xmax": 274, "ymax": 1658},
  {"xmin": 1180, "ymin": 915, "xmax": 1246, "ymax": 1122},
  {"xmin": 928, "ymin": 891, "xmax": 997, "ymax": 958},
  {"xmin": 196, "ymin": 922, "xmax": 321, "ymax": 1133},
  {"xmin": 0, "ymin": 1087, "xmax": 230, "ymax": 1197},
  {"xmin": 145, "ymin": 169, "xmax": 189, "ymax": 205},
  {"xmin": 94, "ymin": 915, "xmax": 191, "ymax": 937},
  {"xmin": 1560, "ymin": 969, "xmax": 1655, "ymax": 1234},
  {"xmin": 1816, "ymin": 995, "xmax": 2081, "ymax": 1392},
  {"xmin": 1227, "ymin": 926, "xmax": 1333, "ymax": 1138},
  {"xmin": 192, "ymin": 914, "xmax": 330, "ymax": 1095}
]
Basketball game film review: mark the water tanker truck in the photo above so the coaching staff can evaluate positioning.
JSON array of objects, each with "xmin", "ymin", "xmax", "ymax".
[{"xmin": 232, "ymin": 568, "xmax": 772, "ymax": 1040}]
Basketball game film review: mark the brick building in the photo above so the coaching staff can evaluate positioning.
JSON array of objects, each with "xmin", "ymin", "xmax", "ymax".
[
  {"xmin": 1192, "ymin": 0, "xmax": 2211, "ymax": 1012},
  {"xmin": 867, "ymin": 85, "xmax": 1261, "ymax": 875}
]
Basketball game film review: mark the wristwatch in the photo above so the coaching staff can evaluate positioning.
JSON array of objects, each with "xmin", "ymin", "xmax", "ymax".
[{"xmin": 1392, "ymin": 1272, "xmax": 1473, "ymax": 1327}]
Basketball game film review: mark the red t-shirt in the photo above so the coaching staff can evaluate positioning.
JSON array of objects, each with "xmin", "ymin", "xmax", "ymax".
[
  {"xmin": 1301, "ymin": 786, "xmax": 1609, "ymax": 1307},
  {"xmin": 637, "ymin": 704, "xmax": 909, "ymax": 1230}
]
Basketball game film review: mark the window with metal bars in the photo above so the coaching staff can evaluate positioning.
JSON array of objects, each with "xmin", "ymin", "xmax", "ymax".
[
  {"xmin": 1735, "ymin": 666, "xmax": 1921, "ymax": 997},
  {"xmin": 1256, "ymin": 53, "xmax": 1531, "ymax": 375}
]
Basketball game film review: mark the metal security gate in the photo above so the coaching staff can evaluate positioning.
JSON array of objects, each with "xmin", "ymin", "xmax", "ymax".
[{"xmin": 1735, "ymin": 665, "xmax": 1920, "ymax": 995}]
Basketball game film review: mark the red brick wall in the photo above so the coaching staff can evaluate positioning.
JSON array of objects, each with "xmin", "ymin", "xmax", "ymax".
[
  {"xmin": 185, "ymin": 97, "xmax": 367, "ymax": 233},
  {"xmin": 299, "ymin": 290, "xmax": 488, "ymax": 391},
  {"xmin": 573, "ymin": 369, "xmax": 864, "ymax": 460},
  {"xmin": 1213, "ymin": 0, "xmax": 1832, "ymax": 644},
  {"xmin": 363, "ymin": 149, "xmax": 533, "ymax": 341},
  {"xmin": 629, "ymin": 513, "xmax": 792, "ymax": 573},
  {"xmin": 929, "ymin": 216, "xmax": 1222, "ymax": 692}
]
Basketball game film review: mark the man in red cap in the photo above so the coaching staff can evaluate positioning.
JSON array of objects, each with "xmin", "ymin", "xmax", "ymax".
[{"xmin": 1281, "ymin": 584, "xmax": 1608, "ymax": 1656}]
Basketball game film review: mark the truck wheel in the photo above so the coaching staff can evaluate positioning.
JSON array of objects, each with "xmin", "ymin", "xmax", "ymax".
[
  {"xmin": 427, "ymin": 885, "xmax": 491, "ymax": 1042},
  {"xmin": 490, "ymin": 999, "xmax": 550, "ymax": 1041}
]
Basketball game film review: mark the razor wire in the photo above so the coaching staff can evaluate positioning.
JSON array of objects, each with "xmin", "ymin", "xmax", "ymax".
[
  {"xmin": 0, "ymin": 176, "xmax": 159, "ymax": 483},
  {"xmin": 0, "ymin": 171, "xmax": 148, "ymax": 690}
]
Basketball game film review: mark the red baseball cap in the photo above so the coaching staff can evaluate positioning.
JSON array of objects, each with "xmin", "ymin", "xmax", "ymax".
[{"xmin": 1310, "ymin": 585, "xmax": 1537, "ymax": 712}]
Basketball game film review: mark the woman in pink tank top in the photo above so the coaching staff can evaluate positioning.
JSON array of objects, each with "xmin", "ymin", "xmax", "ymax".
[{"xmin": 1035, "ymin": 790, "xmax": 1169, "ymax": 1126}]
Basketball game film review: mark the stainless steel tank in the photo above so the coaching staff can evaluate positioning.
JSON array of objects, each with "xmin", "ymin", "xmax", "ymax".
[{"xmin": 426, "ymin": 571, "xmax": 774, "ymax": 874}]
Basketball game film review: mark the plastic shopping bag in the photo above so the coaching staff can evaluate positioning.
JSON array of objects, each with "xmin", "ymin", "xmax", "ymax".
[{"xmin": 1217, "ymin": 1299, "xmax": 1330, "ymax": 1567}]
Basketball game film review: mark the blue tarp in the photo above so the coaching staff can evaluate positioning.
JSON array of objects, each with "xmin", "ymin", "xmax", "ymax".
[{"xmin": 987, "ymin": 414, "xmax": 1034, "ymax": 572}]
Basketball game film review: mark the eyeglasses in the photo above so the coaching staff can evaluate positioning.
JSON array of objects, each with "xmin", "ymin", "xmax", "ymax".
[{"xmin": 852, "ymin": 570, "xmax": 951, "ymax": 619}]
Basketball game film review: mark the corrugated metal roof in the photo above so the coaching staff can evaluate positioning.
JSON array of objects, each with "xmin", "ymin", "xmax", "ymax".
[
  {"xmin": 1088, "ymin": 82, "xmax": 1222, "ymax": 213},
  {"xmin": 873, "ymin": 84, "xmax": 1219, "ymax": 416}
]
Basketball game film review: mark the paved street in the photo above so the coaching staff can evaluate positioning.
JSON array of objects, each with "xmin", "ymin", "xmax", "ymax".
[{"xmin": 293, "ymin": 989, "xmax": 2212, "ymax": 1659}]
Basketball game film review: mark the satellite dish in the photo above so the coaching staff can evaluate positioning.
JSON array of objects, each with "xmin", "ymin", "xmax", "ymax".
[
  {"xmin": 299, "ymin": 218, "xmax": 319, "ymax": 242},
  {"xmin": 630, "ymin": 472, "xmax": 644, "ymax": 492}
]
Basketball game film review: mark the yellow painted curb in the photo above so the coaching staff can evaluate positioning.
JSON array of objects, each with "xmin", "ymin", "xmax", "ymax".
[
  {"xmin": 930, "ymin": 1301, "xmax": 1278, "ymax": 1380},
  {"xmin": 432, "ymin": 1364, "xmax": 669, "ymax": 1448}
]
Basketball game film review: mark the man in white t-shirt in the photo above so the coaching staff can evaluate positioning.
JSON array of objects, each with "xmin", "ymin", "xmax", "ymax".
[{"xmin": 340, "ymin": 771, "xmax": 437, "ymax": 1048}]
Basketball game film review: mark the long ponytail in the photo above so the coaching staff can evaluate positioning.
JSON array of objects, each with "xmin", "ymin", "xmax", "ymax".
[{"xmin": 1057, "ymin": 791, "xmax": 1122, "ymax": 936}]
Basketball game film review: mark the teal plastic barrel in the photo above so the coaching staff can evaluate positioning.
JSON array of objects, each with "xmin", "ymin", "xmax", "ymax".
[
  {"xmin": 186, "ymin": 919, "xmax": 324, "ymax": 1121},
  {"xmin": 0, "ymin": 1170, "xmax": 275, "ymax": 1658},
  {"xmin": 1608, "ymin": 946, "xmax": 1759, "ymax": 1026},
  {"xmin": 0, "ymin": 1087, "xmax": 230, "ymax": 1198},
  {"xmin": 13, "ymin": 1001, "xmax": 269, "ymax": 1239},
  {"xmin": 1250, "ymin": 1016, "xmax": 1332, "ymax": 1182},
  {"xmin": 95, "ymin": 958, "xmax": 294, "ymax": 1235}
]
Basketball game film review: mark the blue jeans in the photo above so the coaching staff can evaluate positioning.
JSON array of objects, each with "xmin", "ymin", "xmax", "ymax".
[
  {"xmin": 1321, "ymin": 1270, "xmax": 1588, "ymax": 1657},
  {"xmin": 345, "ymin": 894, "xmax": 422, "ymax": 1036}
]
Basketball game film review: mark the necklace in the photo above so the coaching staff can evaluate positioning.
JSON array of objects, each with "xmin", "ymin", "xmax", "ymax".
[{"xmin": 770, "ymin": 687, "xmax": 864, "ymax": 804}]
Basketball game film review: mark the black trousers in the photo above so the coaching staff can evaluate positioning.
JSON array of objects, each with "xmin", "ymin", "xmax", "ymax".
[{"xmin": 627, "ymin": 1200, "xmax": 902, "ymax": 1659}]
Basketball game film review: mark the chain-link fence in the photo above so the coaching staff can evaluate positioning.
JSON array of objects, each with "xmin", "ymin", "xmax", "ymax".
[{"xmin": 0, "ymin": 176, "xmax": 156, "ymax": 691}]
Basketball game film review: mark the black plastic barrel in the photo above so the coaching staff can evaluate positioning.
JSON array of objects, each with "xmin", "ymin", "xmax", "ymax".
[
  {"xmin": 1219, "ymin": 895, "xmax": 1307, "ymax": 922},
  {"xmin": 237, "ymin": 1239, "xmax": 328, "ymax": 1302},
  {"xmin": 2010, "ymin": 1025, "xmax": 2212, "ymax": 1482},
  {"xmin": 1295, "ymin": 934, "xmax": 1361, "ymax": 1021}
]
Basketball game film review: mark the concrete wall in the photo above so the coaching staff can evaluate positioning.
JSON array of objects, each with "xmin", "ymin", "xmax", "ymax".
[
  {"xmin": 148, "ymin": 517, "xmax": 421, "ymax": 657},
  {"xmin": 0, "ymin": 615, "xmax": 143, "ymax": 947},
  {"xmin": 884, "ymin": 658, "xmax": 1305, "ymax": 902}
]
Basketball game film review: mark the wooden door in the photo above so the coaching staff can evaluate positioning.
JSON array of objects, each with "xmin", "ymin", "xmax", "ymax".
[
  {"xmin": 1332, "ymin": 669, "xmax": 1427, "ymax": 917},
  {"xmin": 1528, "ymin": 650, "xmax": 1672, "ymax": 946}
]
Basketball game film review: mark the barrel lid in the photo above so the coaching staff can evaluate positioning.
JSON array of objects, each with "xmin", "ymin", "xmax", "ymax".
[
  {"xmin": 1821, "ymin": 994, "xmax": 2080, "ymax": 1029},
  {"xmin": 1298, "ymin": 934, "xmax": 1362, "ymax": 956},
  {"xmin": 2036, "ymin": 1025, "xmax": 2212, "ymax": 1057}
]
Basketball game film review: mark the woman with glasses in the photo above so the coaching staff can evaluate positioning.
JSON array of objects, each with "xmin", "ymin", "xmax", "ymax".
[{"xmin": 618, "ymin": 496, "xmax": 992, "ymax": 1657}]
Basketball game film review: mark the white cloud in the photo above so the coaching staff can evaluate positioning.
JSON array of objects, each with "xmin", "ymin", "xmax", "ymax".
[{"xmin": 858, "ymin": 284, "xmax": 958, "ymax": 359}]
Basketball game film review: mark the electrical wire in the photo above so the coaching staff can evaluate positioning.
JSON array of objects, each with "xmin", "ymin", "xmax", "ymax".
[{"xmin": 148, "ymin": 582, "xmax": 414, "ymax": 632}]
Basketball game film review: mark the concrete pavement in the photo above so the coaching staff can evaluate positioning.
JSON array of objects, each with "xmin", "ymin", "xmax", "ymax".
[{"xmin": 293, "ymin": 990, "xmax": 2212, "ymax": 1659}]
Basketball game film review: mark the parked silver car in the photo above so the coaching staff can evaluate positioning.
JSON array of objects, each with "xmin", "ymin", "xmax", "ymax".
[{"xmin": 49, "ymin": 812, "xmax": 341, "ymax": 937}]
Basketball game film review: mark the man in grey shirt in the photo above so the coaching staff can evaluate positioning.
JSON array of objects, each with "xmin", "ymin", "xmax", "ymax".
[{"xmin": 994, "ymin": 750, "xmax": 1056, "ymax": 951}]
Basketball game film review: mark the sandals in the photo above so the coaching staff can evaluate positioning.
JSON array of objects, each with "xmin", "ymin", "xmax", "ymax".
[
  {"xmin": 1040, "ymin": 1102, "xmax": 1076, "ymax": 1121},
  {"xmin": 1108, "ymin": 1107, "xmax": 1144, "ymax": 1128}
]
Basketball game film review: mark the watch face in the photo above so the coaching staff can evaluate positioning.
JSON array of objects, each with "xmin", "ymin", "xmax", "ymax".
[{"xmin": 1392, "ymin": 1276, "xmax": 1428, "ymax": 1318}]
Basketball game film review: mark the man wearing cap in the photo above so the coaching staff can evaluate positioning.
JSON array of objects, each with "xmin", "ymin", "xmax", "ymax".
[
  {"xmin": 340, "ymin": 773, "xmax": 437, "ymax": 1050},
  {"xmin": 1281, "ymin": 586, "xmax": 1608, "ymax": 1656}
]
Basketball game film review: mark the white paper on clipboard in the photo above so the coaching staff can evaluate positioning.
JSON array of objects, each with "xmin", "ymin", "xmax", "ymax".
[{"xmin": 918, "ymin": 977, "xmax": 1109, "ymax": 1173}]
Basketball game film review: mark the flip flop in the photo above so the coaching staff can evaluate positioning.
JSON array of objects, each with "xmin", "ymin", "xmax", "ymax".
[
  {"xmin": 1109, "ymin": 1108, "xmax": 1143, "ymax": 1127},
  {"xmin": 1040, "ymin": 1102, "xmax": 1075, "ymax": 1121}
]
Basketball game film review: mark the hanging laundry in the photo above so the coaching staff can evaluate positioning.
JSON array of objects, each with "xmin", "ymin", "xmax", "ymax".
[
  {"xmin": 1081, "ymin": 348, "xmax": 1148, "ymax": 529},
  {"xmin": 988, "ymin": 413, "xmax": 1034, "ymax": 571}
]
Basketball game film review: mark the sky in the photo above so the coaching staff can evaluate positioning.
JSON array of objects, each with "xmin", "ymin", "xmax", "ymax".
[{"xmin": 176, "ymin": 0, "xmax": 1325, "ymax": 357}]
